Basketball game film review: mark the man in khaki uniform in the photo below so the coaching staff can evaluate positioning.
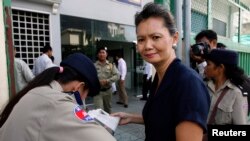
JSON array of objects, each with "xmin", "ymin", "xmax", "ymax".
[{"xmin": 94, "ymin": 47, "xmax": 119, "ymax": 113}]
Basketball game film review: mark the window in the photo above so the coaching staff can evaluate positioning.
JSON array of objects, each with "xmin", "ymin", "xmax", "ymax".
[
  {"xmin": 213, "ymin": 18, "xmax": 226, "ymax": 36},
  {"xmin": 12, "ymin": 9, "xmax": 50, "ymax": 69},
  {"xmin": 191, "ymin": 10, "xmax": 208, "ymax": 33}
]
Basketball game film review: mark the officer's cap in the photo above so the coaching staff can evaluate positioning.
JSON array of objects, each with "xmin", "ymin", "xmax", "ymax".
[
  {"xmin": 60, "ymin": 53, "xmax": 100, "ymax": 97},
  {"xmin": 205, "ymin": 49, "xmax": 238, "ymax": 66}
]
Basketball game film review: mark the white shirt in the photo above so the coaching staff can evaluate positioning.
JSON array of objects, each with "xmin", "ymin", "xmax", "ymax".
[
  {"xmin": 33, "ymin": 54, "xmax": 54, "ymax": 76},
  {"xmin": 143, "ymin": 62, "xmax": 152, "ymax": 80},
  {"xmin": 197, "ymin": 61, "xmax": 207, "ymax": 78},
  {"xmin": 14, "ymin": 58, "xmax": 34, "ymax": 92},
  {"xmin": 117, "ymin": 58, "xmax": 127, "ymax": 80}
]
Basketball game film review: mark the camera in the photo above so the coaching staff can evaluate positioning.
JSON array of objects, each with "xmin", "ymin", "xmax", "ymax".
[{"xmin": 191, "ymin": 42, "xmax": 210, "ymax": 56}]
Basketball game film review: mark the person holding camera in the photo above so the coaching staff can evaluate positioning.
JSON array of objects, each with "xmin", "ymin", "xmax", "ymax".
[
  {"xmin": 194, "ymin": 30, "xmax": 217, "ymax": 49},
  {"xmin": 190, "ymin": 30, "xmax": 218, "ymax": 79}
]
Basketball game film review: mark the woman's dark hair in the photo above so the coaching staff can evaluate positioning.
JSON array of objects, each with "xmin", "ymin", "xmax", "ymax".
[
  {"xmin": 213, "ymin": 62, "xmax": 247, "ymax": 86},
  {"xmin": 217, "ymin": 42, "xmax": 226, "ymax": 49},
  {"xmin": 135, "ymin": 2, "xmax": 176, "ymax": 36},
  {"xmin": 224, "ymin": 64, "xmax": 248, "ymax": 86},
  {"xmin": 0, "ymin": 66, "xmax": 88, "ymax": 127}
]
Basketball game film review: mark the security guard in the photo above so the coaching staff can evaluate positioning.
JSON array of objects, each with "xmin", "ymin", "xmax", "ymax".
[
  {"xmin": 0, "ymin": 53, "xmax": 116, "ymax": 141},
  {"xmin": 94, "ymin": 47, "xmax": 119, "ymax": 113},
  {"xmin": 204, "ymin": 49, "xmax": 248, "ymax": 124}
]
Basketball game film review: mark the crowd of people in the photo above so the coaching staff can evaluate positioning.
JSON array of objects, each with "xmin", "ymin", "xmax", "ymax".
[{"xmin": 1, "ymin": 2, "xmax": 250, "ymax": 141}]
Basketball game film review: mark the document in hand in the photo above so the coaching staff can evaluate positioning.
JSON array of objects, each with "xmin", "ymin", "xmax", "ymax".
[{"xmin": 88, "ymin": 109, "xmax": 120, "ymax": 135}]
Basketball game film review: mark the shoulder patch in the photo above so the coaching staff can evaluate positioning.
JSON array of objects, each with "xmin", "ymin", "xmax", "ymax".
[{"xmin": 74, "ymin": 105, "xmax": 94, "ymax": 121}]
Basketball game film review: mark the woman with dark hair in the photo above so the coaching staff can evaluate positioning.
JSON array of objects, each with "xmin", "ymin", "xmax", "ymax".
[
  {"xmin": 0, "ymin": 53, "xmax": 116, "ymax": 141},
  {"xmin": 204, "ymin": 49, "xmax": 248, "ymax": 125},
  {"xmin": 112, "ymin": 2, "xmax": 210, "ymax": 141}
]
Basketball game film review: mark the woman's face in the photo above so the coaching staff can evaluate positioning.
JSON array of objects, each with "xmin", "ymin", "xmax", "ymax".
[
  {"xmin": 78, "ymin": 83, "xmax": 89, "ymax": 100},
  {"xmin": 136, "ymin": 17, "xmax": 178, "ymax": 65},
  {"xmin": 204, "ymin": 60, "xmax": 219, "ymax": 79}
]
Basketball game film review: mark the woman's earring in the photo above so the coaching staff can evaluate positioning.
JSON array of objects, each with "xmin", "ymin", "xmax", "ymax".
[{"xmin": 172, "ymin": 44, "xmax": 177, "ymax": 50}]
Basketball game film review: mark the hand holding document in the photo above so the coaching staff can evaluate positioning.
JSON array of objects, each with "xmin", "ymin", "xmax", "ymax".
[{"xmin": 88, "ymin": 109, "xmax": 120, "ymax": 135}]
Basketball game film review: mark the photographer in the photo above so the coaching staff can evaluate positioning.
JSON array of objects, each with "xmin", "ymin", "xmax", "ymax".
[{"xmin": 190, "ymin": 30, "xmax": 218, "ymax": 79}]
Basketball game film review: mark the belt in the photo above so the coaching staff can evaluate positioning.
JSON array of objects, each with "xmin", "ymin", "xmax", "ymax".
[{"xmin": 100, "ymin": 87, "xmax": 111, "ymax": 92}]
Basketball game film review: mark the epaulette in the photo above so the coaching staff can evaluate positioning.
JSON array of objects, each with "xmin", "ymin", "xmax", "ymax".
[{"xmin": 237, "ymin": 85, "xmax": 248, "ymax": 97}]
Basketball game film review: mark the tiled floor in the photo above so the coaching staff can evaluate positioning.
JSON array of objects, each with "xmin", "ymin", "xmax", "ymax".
[{"xmin": 111, "ymin": 90, "xmax": 146, "ymax": 141}]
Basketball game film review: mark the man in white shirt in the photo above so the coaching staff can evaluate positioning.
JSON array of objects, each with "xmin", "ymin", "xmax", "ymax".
[
  {"xmin": 115, "ymin": 53, "xmax": 128, "ymax": 108},
  {"xmin": 33, "ymin": 45, "xmax": 54, "ymax": 76},
  {"xmin": 14, "ymin": 47, "xmax": 34, "ymax": 92},
  {"xmin": 140, "ymin": 61, "xmax": 152, "ymax": 100}
]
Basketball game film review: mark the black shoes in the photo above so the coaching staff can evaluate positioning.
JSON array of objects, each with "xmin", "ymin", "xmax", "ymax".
[
  {"xmin": 116, "ymin": 101, "xmax": 123, "ymax": 105},
  {"xmin": 116, "ymin": 102, "xmax": 128, "ymax": 108}
]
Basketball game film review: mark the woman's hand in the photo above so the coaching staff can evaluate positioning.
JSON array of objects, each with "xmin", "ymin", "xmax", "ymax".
[
  {"xmin": 111, "ymin": 112, "xmax": 132, "ymax": 125},
  {"xmin": 111, "ymin": 112, "xmax": 144, "ymax": 125}
]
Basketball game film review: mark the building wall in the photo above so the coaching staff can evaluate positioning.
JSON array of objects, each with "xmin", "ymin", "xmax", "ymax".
[
  {"xmin": 0, "ymin": 0, "xmax": 9, "ymax": 112},
  {"xmin": 11, "ymin": 0, "xmax": 153, "ymax": 65},
  {"xmin": 59, "ymin": 0, "xmax": 153, "ymax": 89},
  {"xmin": 9, "ymin": 0, "xmax": 154, "ymax": 91},
  {"xmin": 192, "ymin": 0, "xmax": 231, "ymax": 37},
  {"xmin": 60, "ymin": 0, "xmax": 153, "ymax": 26}
]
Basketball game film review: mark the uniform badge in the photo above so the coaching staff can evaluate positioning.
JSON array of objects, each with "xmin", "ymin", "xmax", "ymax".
[{"xmin": 74, "ymin": 105, "xmax": 93, "ymax": 121}]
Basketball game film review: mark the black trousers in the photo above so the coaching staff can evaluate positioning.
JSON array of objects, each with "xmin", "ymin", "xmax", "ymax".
[{"xmin": 142, "ymin": 74, "xmax": 152, "ymax": 99}]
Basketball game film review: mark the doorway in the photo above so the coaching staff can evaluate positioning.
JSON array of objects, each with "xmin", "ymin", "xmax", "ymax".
[{"xmin": 96, "ymin": 40, "xmax": 142, "ymax": 91}]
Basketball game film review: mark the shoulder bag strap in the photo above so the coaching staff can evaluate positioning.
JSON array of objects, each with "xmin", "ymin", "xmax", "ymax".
[{"xmin": 208, "ymin": 87, "xmax": 229, "ymax": 124}]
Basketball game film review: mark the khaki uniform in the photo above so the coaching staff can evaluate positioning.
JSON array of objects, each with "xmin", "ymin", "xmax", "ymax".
[
  {"xmin": 94, "ymin": 60, "xmax": 119, "ymax": 113},
  {"xmin": 207, "ymin": 80, "xmax": 248, "ymax": 124},
  {"xmin": 0, "ymin": 81, "xmax": 116, "ymax": 141}
]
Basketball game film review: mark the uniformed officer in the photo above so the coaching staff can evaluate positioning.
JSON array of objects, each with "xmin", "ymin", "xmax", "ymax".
[
  {"xmin": 94, "ymin": 47, "xmax": 120, "ymax": 113},
  {"xmin": 204, "ymin": 49, "xmax": 248, "ymax": 124},
  {"xmin": 0, "ymin": 53, "xmax": 116, "ymax": 141}
]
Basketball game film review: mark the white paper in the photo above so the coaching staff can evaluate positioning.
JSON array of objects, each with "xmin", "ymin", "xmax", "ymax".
[{"xmin": 88, "ymin": 109, "xmax": 120, "ymax": 134}]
